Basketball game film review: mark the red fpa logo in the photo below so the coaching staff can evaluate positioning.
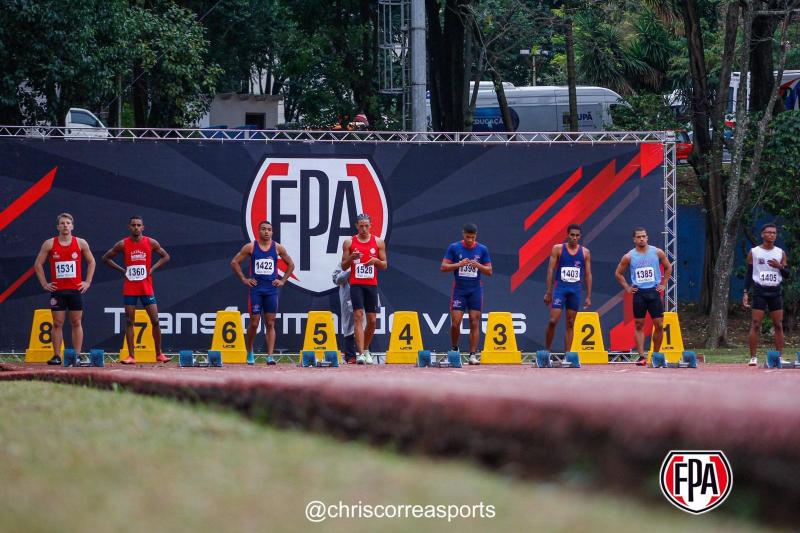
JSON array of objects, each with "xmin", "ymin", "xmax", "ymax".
[
  {"xmin": 244, "ymin": 157, "xmax": 389, "ymax": 294},
  {"xmin": 660, "ymin": 450, "xmax": 733, "ymax": 514}
]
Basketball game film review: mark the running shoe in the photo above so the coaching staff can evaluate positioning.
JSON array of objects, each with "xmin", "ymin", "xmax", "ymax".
[
  {"xmin": 468, "ymin": 353, "xmax": 480, "ymax": 365},
  {"xmin": 266, "ymin": 356, "xmax": 276, "ymax": 366},
  {"xmin": 356, "ymin": 353, "xmax": 366, "ymax": 365},
  {"xmin": 246, "ymin": 352, "xmax": 255, "ymax": 365},
  {"xmin": 364, "ymin": 350, "xmax": 374, "ymax": 364},
  {"xmin": 748, "ymin": 356, "xmax": 758, "ymax": 367},
  {"xmin": 156, "ymin": 353, "xmax": 172, "ymax": 363},
  {"xmin": 121, "ymin": 356, "xmax": 136, "ymax": 365},
  {"xmin": 46, "ymin": 355, "xmax": 62, "ymax": 366},
  {"xmin": 635, "ymin": 355, "xmax": 647, "ymax": 366}
]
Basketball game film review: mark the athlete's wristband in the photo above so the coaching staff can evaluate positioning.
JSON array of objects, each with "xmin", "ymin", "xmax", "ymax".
[{"xmin": 780, "ymin": 266, "xmax": 790, "ymax": 278}]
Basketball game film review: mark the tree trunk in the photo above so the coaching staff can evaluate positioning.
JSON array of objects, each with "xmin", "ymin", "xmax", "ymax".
[
  {"xmin": 132, "ymin": 62, "xmax": 148, "ymax": 128},
  {"xmin": 489, "ymin": 67, "xmax": 514, "ymax": 132},
  {"xmin": 749, "ymin": 9, "xmax": 777, "ymax": 114},
  {"xmin": 564, "ymin": 16, "xmax": 578, "ymax": 132},
  {"xmin": 426, "ymin": 0, "xmax": 443, "ymax": 131}
]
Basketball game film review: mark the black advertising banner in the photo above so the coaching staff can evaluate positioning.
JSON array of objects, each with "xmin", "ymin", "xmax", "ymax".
[{"xmin": 0, "ymin": 138, "xmax": 664, "ymax": 353}]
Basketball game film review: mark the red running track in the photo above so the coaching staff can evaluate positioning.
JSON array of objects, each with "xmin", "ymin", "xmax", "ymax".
[{"xmin": 2, "ymin": 362, "xmax": 799, "ymax": 523}]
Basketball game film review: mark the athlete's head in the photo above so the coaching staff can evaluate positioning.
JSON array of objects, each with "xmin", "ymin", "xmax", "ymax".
[
  {"xmin": 632, "ymin": 227, "xmax": 648, "ymax": 248},
  {"xmin": 258, "ymin": 220, "xmax": 273, "ymax": 241},
  {"xmin": 128, "ymin": 216, "xmax": 144, "ymax": 237},
  {"xmin": 462, "ymin": 223, "xmax": 478, "ymax": 246},
  {"xmin": 356, "ymin": 213, "xmax": 371, "ymax": 236},
  {"xmin": 567, "ymin": 224, "xmax": 581, "ymax": 246},
  {"xmin": 56, "ymin": 213, "xmax": 74, "ymax": 234},
  {"xmin": 761, "ymin": 223, "xmax": 778, "ymax": 244}
]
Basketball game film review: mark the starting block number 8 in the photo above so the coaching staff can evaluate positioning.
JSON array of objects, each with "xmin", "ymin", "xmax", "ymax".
[{"xmin": 25, "ymin": 309, "xmax": 61, "ymax": 362}]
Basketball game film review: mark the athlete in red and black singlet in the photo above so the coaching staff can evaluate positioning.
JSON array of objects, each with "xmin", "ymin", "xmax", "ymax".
[
  {"xmin": 49, "ymin": 236, "xmax": 83, "ymax": 292},
  {"xmin": 349, "ymin": 234, "xmax": 379, "ymax": 286},
  {"xmin": 123, "ymin": 236, "xmax": 154, "ymax": 296}
]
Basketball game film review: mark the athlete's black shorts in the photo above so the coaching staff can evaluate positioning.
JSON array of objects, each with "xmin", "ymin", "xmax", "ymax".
[
  {"xmin": 752, "ymin": 285, "xmax": 783, "ymax": 312},
  {"xmin": 350, "ymin": 284, "xmax": 379, "ymax": 313},
  {"xmin": 50, "ymin": 289, "xmax": 83, "ymax": 311},
  {"xmin": 632, "ymin": 288, "xmax": 664, "ymax": 319}
]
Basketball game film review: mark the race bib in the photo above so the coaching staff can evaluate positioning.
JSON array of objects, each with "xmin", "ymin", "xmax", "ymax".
[
  {"xmin": 355, "ymin": 262, "xmax": 375, "ymax": 279},
  {"xmin": 254, "ymin": 258, "xmax": 275, "ymax": 276},
  {"xmin": 560, "ymin": 266, "xmax": 581, "ymax": 283},
  {"xmin": 759, "ymin": 271, "xmax": 779, "ymax": 286},
  {"xmin": 55, "ymin": 261, "xmax": 76, "ymax": 279},
  {"xmin": 126, "ymin": 265, "xmax": 147, "ymax": 281},
  {"xmin": 458, "ymin": 263, "xmax": 479, "ymax": 278},
  {"xmin": 634, "ymin": 267, "xmax": 656, "ymax": 284}
]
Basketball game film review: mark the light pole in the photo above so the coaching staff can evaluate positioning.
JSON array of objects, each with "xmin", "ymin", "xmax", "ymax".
[{"xmin": 520, "ymin": 48, "xmax": 549, "ymax": 87}]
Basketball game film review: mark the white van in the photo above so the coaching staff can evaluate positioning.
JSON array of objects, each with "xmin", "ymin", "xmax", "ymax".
[
  {"xmin": 65, "ymin": 108, "xmax": 109, "ymax": 138},
  {"xmin": 471, "ymin": 85, "xmax": 623, "ymax": 132}
]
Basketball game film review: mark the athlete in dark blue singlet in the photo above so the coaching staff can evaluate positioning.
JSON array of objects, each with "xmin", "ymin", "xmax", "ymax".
[{"xmin": 544, "ymin": 224, "xmax": 592, "ymax": 352}]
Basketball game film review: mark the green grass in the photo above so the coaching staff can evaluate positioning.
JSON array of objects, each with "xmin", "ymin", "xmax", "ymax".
[{"xmin": 0, "ymin": 382, "xmax": 775, "ymax": 532}]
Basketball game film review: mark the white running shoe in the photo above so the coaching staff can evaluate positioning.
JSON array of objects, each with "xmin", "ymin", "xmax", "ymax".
[
  {"xmin": 468, "ymin": 353, "xmax": 480, "ymax": 365},
  {"xmin": 364, "ymin": 350, "xmax": 374, "ymax": 364},
  {"xmin": 748, "ymin": 356, "xmax": 758, "ymax": 367},
  {"xmin": 356, "ymin": 354, "xmax": 366, "ymax": 365}
]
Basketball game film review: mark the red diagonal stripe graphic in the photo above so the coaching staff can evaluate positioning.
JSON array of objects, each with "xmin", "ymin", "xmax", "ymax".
[
  {"xmin": 0, "ymin": 167, "xmax": 58, "ymax": 231},
  {"xmin": 0, "ymin": 266, "xmax": 35, "ymax": 304},
  {"xmin": 524, "ymin": 168, "xmax": 582, "ymax": 230},
  {"xmin": 511, "ymin": 155, "xmax": 642, "ymax": 291}
]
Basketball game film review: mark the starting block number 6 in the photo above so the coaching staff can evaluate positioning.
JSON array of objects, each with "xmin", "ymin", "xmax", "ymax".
[{"xmin": 221, "ymin": 321, "xmax": 237, "ymax": 344}]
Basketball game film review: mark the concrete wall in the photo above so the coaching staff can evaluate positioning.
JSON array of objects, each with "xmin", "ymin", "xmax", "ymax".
[{"xmin": 207, "ymin": 93, "xmax": 283, "ymax": 128}]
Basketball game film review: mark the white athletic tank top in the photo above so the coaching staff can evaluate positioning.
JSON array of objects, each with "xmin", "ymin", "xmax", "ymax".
[{"xmin": 751, "ymin": 245, "xmax": 783, "ymax": 287}]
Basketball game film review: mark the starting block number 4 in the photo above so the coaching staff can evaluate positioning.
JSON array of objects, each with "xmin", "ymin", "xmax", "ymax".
[
  {"xmin": 482, "ymin": 312, "xmax": 521, "ymax": 364},
  {"xmin": 387, "ymin": 311, "xmax": 424, "ymax": 364},
  {"xmin": 648, "ymin": 311, "xmax": 685, "ymax": 364},
  {"xmin": 120, "ymin": 309, "xmax": 157, "ymax": 362},
  {"xmin": 25, "ymin": 309, "xmax": 62, "ymax": 363},
  {"xmin": 210, "ymin": 310, "xmax": 247, "ymax": 363},
  {"xmin": 569, "ymin": 312, "xmax": 608, "ymax": 364},
  {"xmin": 301, "ymin": 311, "xmax": 340, "ymax": 362}
]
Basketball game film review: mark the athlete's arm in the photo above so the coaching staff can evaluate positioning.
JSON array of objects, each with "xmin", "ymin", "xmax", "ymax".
[
  {"xmin": 779, "ymin": 251, "xmax": 790, "ymax": 278},
  {"xmin": 274, "ymin": 243, "xmax": 295, "ymax": 286},
  {"xmin": 656, "ymin": 248, "xmax": 672, "ymax": 293},
  {"xmin": 366, "ymin": 238, "xmax": 388, "ymax": 270},
  {"xmin": 341, "ymin": 238, "xmax": 356, "ymax": 270},
  {"xmin": 544, "ymin": 244, "xmax": 560, "ymax": 305},
  {"xmin": 440, "ymin": 244, "xmax": 465, "ymax": 272},
  {"xmin": 583, "ymin": 247, "xmax": 592, "ymax": 308},
  {"xmin": 33, "ymin": 239, "xmax": 56, "ymax": 292},
  {"xmin": 149, "ymin": 238, "xmax": 170, "ymax": 274},
  {"xmin": 743, "ymin": 250, "xmax": 753, "ymax": 308},
  {"xmin": 230, "ymin": 243, "xmax": 257, "ymax": 287},
  {"xmin": 102, "ymin": 241, "xmax": 127, "ymax": 275},
  {"xmin": 615, "ymin": 254, "xmax": 636, "ymax": 293},
  {"xmin": 78, "ymin": 238, "xmax": 96, "ymax": 293},
  {"xmin": 473, "ymin": 247, "xmax": 492, "ymax": 276}
]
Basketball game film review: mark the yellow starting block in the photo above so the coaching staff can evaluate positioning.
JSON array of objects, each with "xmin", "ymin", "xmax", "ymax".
[
  {"xmin": 387, "ymin": 311, "xmax": 424, "ymax": 364},
  {"xmin": 648, "ymin": 311, "xmax": 685, "ymax": 364},
  {"xmin": 482, "ymin": 312, "xmax": 522, "ymax": 364},
  {"xmin": 210, "ymin": 310, "xmax": 248, "ymax": 363},
  {"xmin": 120, "ymin": 309, "xmax": 158, "ymax": 362},
  {"xmin": 301, "ymin": 311, "xmax": 340, "ymax": 362},
  {"xmin": 569, "ymin": 312, "xmax": 609, "ymax": 364},
  {"xmin": 25, "ymin": 309, "xmax": 61, "ymax": 363}
]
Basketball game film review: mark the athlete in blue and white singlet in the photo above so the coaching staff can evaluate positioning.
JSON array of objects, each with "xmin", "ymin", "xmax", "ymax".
[
  {"xmin": 441, "ymin": 223, "xmax": 492, "ymax": 364},
  {"xmin": 544, "ymin": 225, "xmax": 592, "ymax": 352},
  {"xmin": 231, "ymin": 221, "xmax": 295, "ymax": 365},
  {"xmin": 614, "ymin": 227, "xmax": 672, "ymax": 365}
]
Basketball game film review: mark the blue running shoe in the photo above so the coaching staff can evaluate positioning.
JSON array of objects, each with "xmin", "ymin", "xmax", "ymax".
[
  {"xmin": 266, "ymin": 356, "xmax": 276, "ymax": 366},
  {"xmin": 247, "ymin": 352, "xmax": 255, "ymax": 365}
]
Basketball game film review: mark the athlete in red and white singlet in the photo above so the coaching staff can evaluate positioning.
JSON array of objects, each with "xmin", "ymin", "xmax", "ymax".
[
  {"xmin": 33, "ymin": 213, "xmax": 96, "ymax": 365},
  {"xmin": 341, "ymin": 213, "xmax": 387, "ymax": 365},
  {"xmin": 103, "ymin": 216, "xmax": 171, "ymax": 364}
]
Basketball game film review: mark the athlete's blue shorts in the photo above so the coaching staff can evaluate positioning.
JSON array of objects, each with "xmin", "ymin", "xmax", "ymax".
[
  {"xmin": 551, "ymin": 284, "xmax": 581, "ymax": 311},
  {"xmin": 250, "ymin": 287, "xmax": 278, "ymax": 315},
  {"xmin": 124, "ymin": 295, "xmax": 157, "ymax": 306},
  {"xmin": 451, "ymin": 286, "xmax": 483, "ymax": 312}
]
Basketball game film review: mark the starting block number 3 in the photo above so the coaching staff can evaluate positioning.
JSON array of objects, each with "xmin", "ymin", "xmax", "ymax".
[{"xmin": 482, "ymin": 312, "xmax": 521, "ymax": 364}]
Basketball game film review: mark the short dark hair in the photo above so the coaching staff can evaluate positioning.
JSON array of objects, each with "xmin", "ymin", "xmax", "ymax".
[
  {"xmin": 258, "ymin": 220, "xmax": 272, "ymax": 228},
  {"xmin": 356, "ymin": 213, "xmax": 371, "ymax": 222},
  {"xmin": 462, "ymin": 223, "xmax": 478, "ymax": 234},
  {"xmin": 761, "ymin": 223, "xmax": 778, "ymax": 232},
  {"xmin": 567, "ymin": 224, "xmax": 581, "ymax": 234},
  {"xmin": 632, "ymin": 227, "xmax": 647, "ymax": 236},
  {"xmin": 129, "ymin": 215, "xmax": 143, "ymax": 223}
]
